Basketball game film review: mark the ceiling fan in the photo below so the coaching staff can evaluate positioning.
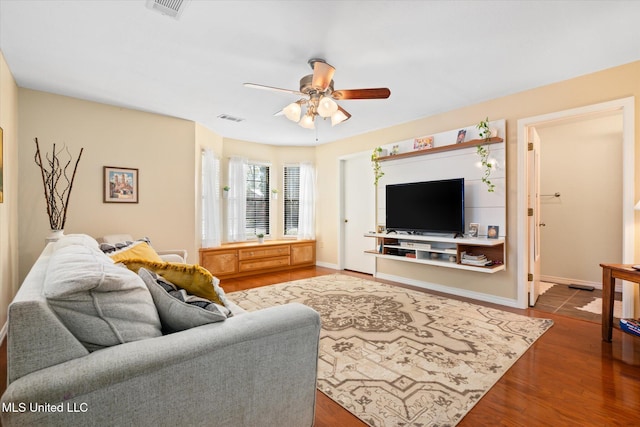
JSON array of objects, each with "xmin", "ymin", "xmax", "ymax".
[{"xmin": 244, "ymin": 59, "xmax": 391, "ymax": 129}]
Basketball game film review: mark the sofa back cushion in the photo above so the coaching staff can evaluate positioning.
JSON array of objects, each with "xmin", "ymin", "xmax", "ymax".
[{"xmin": 44, "ymin": 238, "xmax": 162, "ymax": 352}]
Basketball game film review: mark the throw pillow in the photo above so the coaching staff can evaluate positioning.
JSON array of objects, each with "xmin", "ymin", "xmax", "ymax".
[
  {"xmin": 44, "ymin": 242, "xmax": 163, "ymax": 352},
  {"xmin": 104, "ymin": 239, "xmax": 164, "ymax": 263},
  {"xmin": 120, "ymin": 259, "xmax": 230, "ymax": 307},
  {"xmin": 138, "ymin": 268, "xmax": 231, "ymax": 333}
]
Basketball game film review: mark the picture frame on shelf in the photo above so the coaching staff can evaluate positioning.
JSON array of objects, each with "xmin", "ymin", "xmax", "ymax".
[
  {"xmin": 104, "ymin": 166, "xmax": 138, "ymax": 203},
  {"xmin": 487, "ymin": 225, "xmax": 499, "ymax": 239},
  {"xmin": 414, "ymin": 136, "xmax": 433, "ymax": 150},
  {"xmin": 468, "ymin": 223, "xmax": 479, "ymax": 238},
  {"xmin": 456, "ymin": 129, "xmax": 467, "ymax": 144}
]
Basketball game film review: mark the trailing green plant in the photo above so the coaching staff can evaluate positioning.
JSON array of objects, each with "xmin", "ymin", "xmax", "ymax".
[
  {"xmin": 371, "ymin": 147, "xmax": 385, "ymax": 186},
  {"xmin": 477, "ymin": 116, "xmax": 491, "ymax": 141},
  {"xmin": 476, "ymin": 144, "xmax": 496, "ymax": 192}
]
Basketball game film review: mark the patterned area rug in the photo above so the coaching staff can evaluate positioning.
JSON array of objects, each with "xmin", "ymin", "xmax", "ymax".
[{"xmin": 229, "ymin": 274, "xmax": 553, "ymax": 427}]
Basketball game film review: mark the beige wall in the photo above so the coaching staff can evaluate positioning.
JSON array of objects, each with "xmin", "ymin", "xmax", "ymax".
[
  {"xmin": 315, "ymin": 60, "xmax": 640, "ymax": 302},
  {"xmin": 0, "ymin": 51, "xmax": 19, "ymax": 327},
  {"xmin": 538, "ymin": 114, "xmax": 623, "ymax": 284},
  {"xmin": 18, "ymin": 90, "xmax": 198, "ymax": 281}
]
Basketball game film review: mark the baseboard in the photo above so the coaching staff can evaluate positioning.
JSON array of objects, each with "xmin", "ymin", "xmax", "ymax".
[
  {"xmin": 315, "ymin": 261, "xmax": 339, "ymax": 270},
  {"xmin": 374, "ymin": 272, "xmax": 522, "ymax": 309},
  {"xmin": 540, "ymin": 275, "xmax": 620, "ymax": 292}
]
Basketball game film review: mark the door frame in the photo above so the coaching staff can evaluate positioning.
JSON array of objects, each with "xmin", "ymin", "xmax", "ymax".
[{"xmin": 516, "ymin": 97, "xmax": 635, "ymax": 314}]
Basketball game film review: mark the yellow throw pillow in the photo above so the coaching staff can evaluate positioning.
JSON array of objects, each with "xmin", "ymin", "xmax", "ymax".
[
  {"xmin": 120, "ymin": 259, "xmax": 225, "ymax": 306},
  {"xmin": 109, "ymin": 241, "xmax": 164, "ymax": 264}
]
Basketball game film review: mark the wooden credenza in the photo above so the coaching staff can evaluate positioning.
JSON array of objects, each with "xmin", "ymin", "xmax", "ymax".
[{"xmin": 199, "ymin": 240, "xmax": 316, "ymax": 279}]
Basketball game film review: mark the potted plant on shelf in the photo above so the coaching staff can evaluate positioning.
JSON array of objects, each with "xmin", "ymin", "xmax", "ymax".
[
  {"xmin": 256, "ymin": 233, "xmax": 265, "ymax": 244},
  {"xmin": 476, "ymin": 145, "xmax": 496, "ymax": 192},
  {"xmin": 223, "ymin": 186, "xmax": 230, "ymax": 198},
  {"xmin": 271, "ymin": 188, "xmax": 278, "ymax": 200},
  {"xmin": 371, "ymin": 147, "xmax": 385, "ymax": 186}
]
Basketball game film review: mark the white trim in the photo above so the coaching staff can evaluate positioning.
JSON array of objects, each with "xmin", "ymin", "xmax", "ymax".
[
  {"xmin": 316, "ymin": 261, "xmax": 339, "ymax": 270},
  {"xmin": 374, "ymin": 272, "xmax": 522, "ymax": 308},
  {"xmin": 517, "ymin": 97, "xmax": 635, "ymax": 314},
  {"xmin": 539, "ymin": 275, "xmax": 623, "ymax": 292}
]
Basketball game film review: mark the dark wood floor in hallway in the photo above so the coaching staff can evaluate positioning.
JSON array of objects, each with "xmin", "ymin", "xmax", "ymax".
[{"xmin": 2, "ymin": 266, "xmax": 639, "ymax": 426}]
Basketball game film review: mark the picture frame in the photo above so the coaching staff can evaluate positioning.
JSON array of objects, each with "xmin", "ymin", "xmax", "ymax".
[
  {"xmin": 468, "ymin": 223, "xmax": 479, "ymax": 238},
  {"xmin": 487, "ymin": 225, "xmax": 499, "ymax": 239},
  {"xmin": 413, "ymin": 136, "xmax": 433, "ymax": 150},
  {"xmin": 456, "ymin": 129, "xmax": 467, "ymax": 144},
  {"xmin": 104, "ymin": 166, "xmax": 138, "ymax": 203}
]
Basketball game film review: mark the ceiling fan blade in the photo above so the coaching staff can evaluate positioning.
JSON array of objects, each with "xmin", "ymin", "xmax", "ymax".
[
  {"xmin": 332, "ymin": 88, "xmax": 391, "ymax": 100},
  {"xmin": 243, "ymin": 82, "xmax": 304, "ymax": 96},
  {"xmin": 310, "ymin": 60, "xmax": 335, "ymax": 91}
]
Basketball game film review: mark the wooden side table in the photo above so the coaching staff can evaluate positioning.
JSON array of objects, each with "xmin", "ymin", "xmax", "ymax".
[{"xmin": 600, "ymin": 263, "xmax": 640, "ymax": 342}]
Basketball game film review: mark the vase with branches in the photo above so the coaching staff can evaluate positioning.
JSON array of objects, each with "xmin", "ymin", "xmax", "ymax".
[{"xmin": 34, "ymin": 138, "xmax": 84, "ymax": 233}]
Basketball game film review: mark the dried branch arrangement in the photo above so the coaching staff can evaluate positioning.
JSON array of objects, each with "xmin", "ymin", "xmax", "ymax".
[{"xmin": 34, "ymin": 138, "xmax": 84, "ymax": 230}]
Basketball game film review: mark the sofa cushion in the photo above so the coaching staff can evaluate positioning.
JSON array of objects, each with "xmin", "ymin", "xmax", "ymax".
[
  {"xmin": 120, "ymin": 259, "xmax": 230, "ymax": 307},
  {"xmin": 43, "ymin": 240, "xmax": 162, "ymax": 352},
  {"xmin": 102, "ymin": 238, "xmax": 164, "ymax": 263},
  {"xmin": 138, "ymin": 268, "xmax": 231, "ymax": 333}
]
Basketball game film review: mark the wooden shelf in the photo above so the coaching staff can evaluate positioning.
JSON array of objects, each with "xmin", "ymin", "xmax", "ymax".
[
  {"xmin": 364, "ymin": 233, "xmax": 505, "ymax": 273},
  {"xmin": 378, "ymin": 137, "xmax": 504, "ymax": 162}
]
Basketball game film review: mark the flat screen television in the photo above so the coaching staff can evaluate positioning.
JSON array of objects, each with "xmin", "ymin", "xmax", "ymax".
[{"xmin": 385, "ymin": 178, "xmax": 465, "ymax": 235}]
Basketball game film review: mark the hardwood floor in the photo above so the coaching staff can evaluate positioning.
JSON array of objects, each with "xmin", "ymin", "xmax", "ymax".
[{"xmin": 2, "ymin": 266, "xmax": 639, "ymax": 426}]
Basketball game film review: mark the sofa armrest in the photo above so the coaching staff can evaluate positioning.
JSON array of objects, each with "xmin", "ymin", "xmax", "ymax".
[
  {"xmin": 0, "ymin": 303, "xmax": 320, "ymax": 427},
  {"xmin": 156, "ymin": 249, "xmax": 188, "ymax": 263}
]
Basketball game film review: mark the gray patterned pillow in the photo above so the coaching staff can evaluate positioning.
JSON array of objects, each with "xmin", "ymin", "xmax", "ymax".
[
  {"xmin": 44, "ymin": 240, "xmax": 163, "ymax": 352},
  {"xmin": 138, "ymin": 268, "xmax": 231, "ymax": 334}
]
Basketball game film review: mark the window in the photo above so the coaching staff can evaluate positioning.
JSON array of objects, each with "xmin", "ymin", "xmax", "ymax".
[
  {"xmin": 284, "ymin": 165, "xmax": 300, "ymax": 236},
  {"xmin": 245, "ymin": 163, "xmax": 270, "ymax": 237}
]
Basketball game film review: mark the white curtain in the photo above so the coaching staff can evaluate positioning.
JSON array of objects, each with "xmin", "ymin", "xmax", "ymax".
[
  {"xmin": 297, "ymin": 162, "xmax": 316, "ymax": 240},
  {"xmin": 227, "ymin": 156, "xmax": 247, "ymax": 242},
  {"xmin": 201, "ymin": 149, "xmax": 221, "ymax": 248}
]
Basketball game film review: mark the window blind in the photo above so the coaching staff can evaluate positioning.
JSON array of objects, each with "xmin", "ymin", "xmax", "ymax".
[
  {"xmin": 245, "ymin": 163, "xmax": 270, "ymax": 236},
  {"xmin": 284, "ymin": 165, "xmax": 300, "ymax": 236}
]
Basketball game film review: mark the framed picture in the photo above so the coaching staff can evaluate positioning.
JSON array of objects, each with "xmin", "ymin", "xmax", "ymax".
[
  {"xmin": 456, "ymin": 129, "xmax": 467, "ymax": 144},
  {"xmin": 414, "ymin": 136, "xmax": 433, "ymax": 150},
  {"xmin": 468, "ymin": 223, "xmax": 479, "ymax": 238},
  {"xmin": 487, "ymin": 225, "xmax": 499, "ymax": 239},
  {"xmin": 104, "ymin": 166, "xmax": 138, "ymax": 203}
]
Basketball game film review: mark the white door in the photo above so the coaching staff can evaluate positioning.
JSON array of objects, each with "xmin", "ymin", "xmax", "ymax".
[
  {"xmin": 342, "ymin": 154, "xmax": 375, "ymax": 274},
  {"xmin": 528, "ymin": 127, "xmax": 542, "ymax": 306}
]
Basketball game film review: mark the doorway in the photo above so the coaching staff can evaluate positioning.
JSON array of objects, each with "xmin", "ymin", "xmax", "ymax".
[
  {"xmin": 339, "ymin": 152, "xmax": 375, "ymax": 274},
  {"xmin": 517, "ymin": 97, "xmax": 636, "ymax": 317}
]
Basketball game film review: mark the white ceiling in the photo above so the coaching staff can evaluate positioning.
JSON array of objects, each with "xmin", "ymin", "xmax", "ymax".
[{"xmin": 2, "ymin": 0, "xmax": 640, "ymax": 146}]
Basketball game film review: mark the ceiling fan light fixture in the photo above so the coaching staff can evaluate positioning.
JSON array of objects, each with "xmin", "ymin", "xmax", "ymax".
[
  {"xmin": 299, "ymin": 113, "xmax": 315, "ymax": 129},
  {"xmin": 316, "ymin": 96, "xmax": 338, "ymax": 118},
  {"xmin": 331, "ymin": 108, "xmax": 350, "ymax": 126},
  {"xmin": 283, "ymin": 102, "xmax": 301, "ymax": 122}
]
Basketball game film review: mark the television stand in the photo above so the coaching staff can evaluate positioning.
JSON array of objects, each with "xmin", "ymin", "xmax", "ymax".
[
  {"xmin": 364, "ymin": 233, "xmax": 505, "ymax": 273},
  {"xmin": 413, "ymin": 232, "xmax": 458, "ymax": 239}
]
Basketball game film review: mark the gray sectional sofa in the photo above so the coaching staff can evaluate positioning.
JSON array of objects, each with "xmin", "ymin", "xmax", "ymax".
[{"xmin": 1, "ymin": 234, "xmax": 321, "ymax": 426}]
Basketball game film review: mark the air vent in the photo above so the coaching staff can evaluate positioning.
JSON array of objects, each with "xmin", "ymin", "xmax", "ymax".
[
  {"xmin": 217, "ymin": 114, "xmax": 245, "ymax": 123},
  {"xmin": 146, "ymin": 0, "xmax": 190, "ymax": 20}
]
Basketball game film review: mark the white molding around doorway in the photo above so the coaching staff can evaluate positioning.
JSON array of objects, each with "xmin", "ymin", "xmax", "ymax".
[{"xmin": 517, "ymin": 97, "xmax": 635, "ymax": 314}]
